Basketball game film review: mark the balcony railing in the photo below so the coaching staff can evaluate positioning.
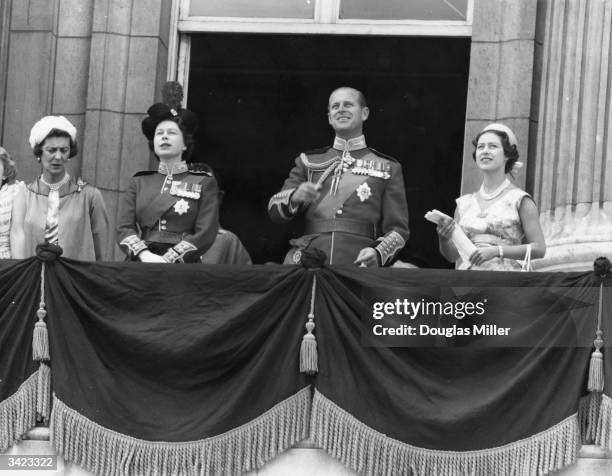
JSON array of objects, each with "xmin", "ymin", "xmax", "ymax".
[{"xmin": 1, "ymin": 256, "xmax": 611, "ymax": 475}]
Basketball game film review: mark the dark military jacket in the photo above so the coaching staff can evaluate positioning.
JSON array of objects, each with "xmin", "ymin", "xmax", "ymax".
[
  {"xmin": 117, "ymin": 161, "xmax": 219, "ymax": 262},
  {"xmin": 268, "ymin": 135, "xmax": 409, "ymax": 266}
]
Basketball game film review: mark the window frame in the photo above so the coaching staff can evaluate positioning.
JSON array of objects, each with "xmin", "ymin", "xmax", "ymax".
[{"xmin": 167, "ymin": 0, "xmax": 473, "ymax": 106}]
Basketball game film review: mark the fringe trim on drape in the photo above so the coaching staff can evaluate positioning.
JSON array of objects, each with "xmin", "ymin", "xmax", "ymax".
[
  {"xmin": 580, "ymin": 392, "xmax": 612, "ymax": 450},
  {"xmin": 0, "ymin": 370, "xmax": 40, "ymax": 452},
  {"xmin": 51, "ymin": 386, "xmax": 311, "ymax": 476},
  {"xmin": 311, "ymin": 390, "xmax": 579, "ymax": 476}
]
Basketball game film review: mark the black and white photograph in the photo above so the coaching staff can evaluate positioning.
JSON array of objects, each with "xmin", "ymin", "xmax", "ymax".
[{"xmin": 1, "ymin": 1, "xmax": 611, "ymax": 475}]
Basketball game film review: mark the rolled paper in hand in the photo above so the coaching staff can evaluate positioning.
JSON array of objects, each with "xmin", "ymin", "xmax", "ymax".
[{"xmin": 425, "ymin": 209, "xmax": 477, "ymax": 264}]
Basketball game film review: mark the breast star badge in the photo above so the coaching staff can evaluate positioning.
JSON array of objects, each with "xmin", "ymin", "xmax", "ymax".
[
  {"xmin": 356, "ymin": 182, "xmax": 372, "ymax": 202},
  {"xmin": 173, "ymin": 199, "xmax": 190, "ymax": 215}
]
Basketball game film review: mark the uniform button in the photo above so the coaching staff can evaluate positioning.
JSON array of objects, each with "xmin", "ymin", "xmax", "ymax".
[
  {"xmin": 161, "ymin": 220, "xmax": 167, "ymax": 224},
  {"xmin": 336, "ymin": 209, "xmax": 343, "ymax": 215},
  {"xmin": 161, "ymin": 225, "xmax": 167, "ymax": 230}
]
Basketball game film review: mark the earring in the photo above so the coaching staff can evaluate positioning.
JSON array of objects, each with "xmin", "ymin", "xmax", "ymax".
[{"xmin": 37, "ymin": 157, "xmax": 41, "ymax": 162}]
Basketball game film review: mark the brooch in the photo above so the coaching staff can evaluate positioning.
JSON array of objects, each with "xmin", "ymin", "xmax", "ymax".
[
  {"xmin": 174, "ymin": 199, "xmax": 190, "ymax": 215},
  {"xmin": 292, "ymin": 250, "xmax": 302, "ymax": 264},
  {"xmin": 356, "ymin": 182, "xmax": 372, "ymax": 202}
]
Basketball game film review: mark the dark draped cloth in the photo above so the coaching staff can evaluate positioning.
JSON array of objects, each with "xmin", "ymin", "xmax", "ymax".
[
  {"xmin": 45, "ymin": 260, "xmax": 311, "ymax": 475},
  {"xmin": 1, "ymin": 258, "xmax": 611, "ymax": 476},
  {"xmin": 311, "ymin": 267, "xmax": 604, "ymax": 475},
  {"xmin": 0, "ymin": 258, "xmax": 42, "ymax": 452}
]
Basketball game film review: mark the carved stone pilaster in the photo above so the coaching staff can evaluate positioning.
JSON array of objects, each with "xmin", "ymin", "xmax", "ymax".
[{"xmin": 532, "ymin": 0, "xmax": 612, "ymax": 271}]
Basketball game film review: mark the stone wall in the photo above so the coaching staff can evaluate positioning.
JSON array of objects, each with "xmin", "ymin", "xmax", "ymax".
[
  {"xmin": 0, "ymin": 0, "xmax": 172, "ymax": 260},
  {"xmin": 462, "ymin": 0, "xmax": 538, "ymax": 194}
]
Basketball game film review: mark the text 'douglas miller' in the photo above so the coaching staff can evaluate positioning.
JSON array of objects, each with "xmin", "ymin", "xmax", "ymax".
[{"xmin": 360, "ymin": 286, "xmax": 596, "ymax": 348}]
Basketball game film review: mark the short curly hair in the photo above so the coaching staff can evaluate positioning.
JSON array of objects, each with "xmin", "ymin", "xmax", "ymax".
[
  {"xmin": 0, "ymin": 147, "xmax": 18, "ymax": 185},
  {"xmin": 147, "ymin": 118, "xmax": 196, "ymax": 162},
  {"xmin": 471, "ymin": 130, "xmax": 519, "ymax": 174},
  {"xmin": 32, "ymin": 129, "xmax": 78, "ymax": 158}
]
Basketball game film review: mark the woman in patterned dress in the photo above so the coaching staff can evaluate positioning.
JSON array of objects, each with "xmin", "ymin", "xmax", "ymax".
[
  {"xmin": 0, "ymin": 147, "xmax": 22, "ymax": 258},
  {"xmin": 436, "ymin": 124, "xmax": 546, "ymax": 270}
]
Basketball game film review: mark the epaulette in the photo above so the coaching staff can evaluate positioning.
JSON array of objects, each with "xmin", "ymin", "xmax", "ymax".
[
  {"xmin": 134, "ymin": 171, "xmax": 156, "ymax": 177},
  {"xmin": 368, "ymin": 147, "xmax": 399, "ymax": 163},
  {"xmin": 302, "ymin": 146, "xmax": 332, "ymax": 156},
  {"xmin": 188, "ymin": 162, "xmax": 213, "ymax": 176}
]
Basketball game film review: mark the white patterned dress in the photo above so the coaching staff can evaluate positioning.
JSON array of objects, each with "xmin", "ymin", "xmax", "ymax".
[
  {"xmin": 0, "ymin": 181, "xmax": 23, "ymax": 258},
  {"xmin": 455, "ymin": 187, "xmax": 530, "ymax": 271}
]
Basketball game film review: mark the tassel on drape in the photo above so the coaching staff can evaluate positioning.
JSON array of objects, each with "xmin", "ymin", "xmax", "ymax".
[
  {"xmin": 311, "ymin": 390, "xmax": 580, "ymax": 476},
  {"xmin": 51, "ymin": 387, "xmax": 312, "ymax": 476},
  {"xmin": 300, "ymin": 275, "xmax": 318, "ymax": 375},
  {"xmin": 31, "ymin": 263, "xmax": 51, "ymax": 424},
  {"xmin": 588, "ymin": 281, "xmax": 605, "ymax": 392},
  {"xmin": 32, "ymin": 263, "xmax": 50, "ymax": 361}
]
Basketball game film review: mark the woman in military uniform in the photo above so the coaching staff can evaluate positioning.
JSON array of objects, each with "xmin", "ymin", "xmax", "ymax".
[{"xmin": 116, "ymin": 83, "xmax": 219, "ymax": 263}]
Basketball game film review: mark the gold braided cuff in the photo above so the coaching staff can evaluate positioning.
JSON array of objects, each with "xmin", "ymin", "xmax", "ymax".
[
  {"xmin": 375, "ymin": 231, "xmax": 406, "ymax": 266},
  {"xmin": 268, "ymin": 188, "xmax": 298, "ymax": 220},
  {"xmin": 120, "ymin": 234, "xmax": 148, "ymax": 257},
  {"xmin": 163, "ymin": 240, "xmax": 198, "ymax": 263}
]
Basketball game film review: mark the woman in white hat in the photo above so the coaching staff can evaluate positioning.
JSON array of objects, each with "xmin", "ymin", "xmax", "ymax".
[
  {"xmin": 10, "ymin": 115, "xmax": 110, "ymax": 260},
  {"xmin": 436, "ymin": 123, "xmax": 546, "ymax": 270}
]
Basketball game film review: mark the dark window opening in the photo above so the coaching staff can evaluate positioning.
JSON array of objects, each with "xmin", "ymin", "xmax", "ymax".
[{"xmin": 188, "ymin": 33, "xmax": 470, "ymax": 267}]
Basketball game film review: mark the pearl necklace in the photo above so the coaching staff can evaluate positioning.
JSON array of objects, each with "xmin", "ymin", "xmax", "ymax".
[
  {"xmin": 40, "ymin": 174, "xmax": 70, "ymax": 191},
  {"xmin": 479, "ymin": 178, "xmax": 510, "ymax": 200}
]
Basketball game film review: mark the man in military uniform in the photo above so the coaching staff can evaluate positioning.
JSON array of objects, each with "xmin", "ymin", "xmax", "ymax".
[{"xmin": 268, "ymin": 87, "xmax": 409, "ymax": 266}]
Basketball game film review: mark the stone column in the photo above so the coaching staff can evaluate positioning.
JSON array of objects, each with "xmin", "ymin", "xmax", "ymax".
[
  {"xmin": 462, "ymin": 0, "xmax": 537, "ymax": 194},
  {"xmin": 83, "ymin": 0, "xmax": 172, "ymax": 260},
  {"xmin": 531, "ymin": 0, "xmax": 612, "ymax": 271}
]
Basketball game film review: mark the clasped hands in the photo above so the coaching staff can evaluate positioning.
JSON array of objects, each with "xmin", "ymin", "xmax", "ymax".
[{"xmin": 138, "ymin": 250, "xmax": 168, "ymax": 263}]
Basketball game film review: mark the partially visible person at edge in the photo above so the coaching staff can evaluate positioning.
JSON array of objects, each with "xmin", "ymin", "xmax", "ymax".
[
  {"xmin": 268, "ymin": 86, "xmax": 410, "ymax": 267},
  {"xmin": 0, "ymin": 147, "xmax": 23, "ymax": 258},
  {"xmin": 436, "ymin": 123, "xmax": 546, "ymax": 270},
  {"xmin": 198, "ymin": 164, "xmax": 251, "ymax": 265},
  {"xmin": 116, "ymin": 82, "xmax": 219, "ymax": 263},
  {"xmin": 11, "ymin": 116, "xmax": 110, "ymax": 261}
]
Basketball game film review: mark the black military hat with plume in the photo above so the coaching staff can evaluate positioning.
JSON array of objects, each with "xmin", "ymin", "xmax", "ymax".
[{"xmin": 141, "ymin": 81, "xmax": 199, "ymax": 141}]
